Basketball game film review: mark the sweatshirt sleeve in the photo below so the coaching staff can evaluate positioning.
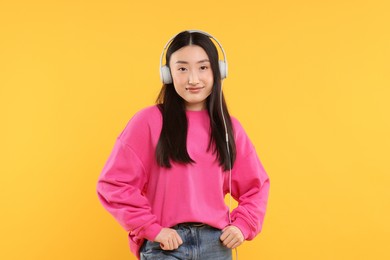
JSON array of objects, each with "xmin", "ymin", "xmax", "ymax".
[
  {"xmin": 96, "ymin": 110, "xmax": 162, "ymax": 242},
  {"xmin": 229, "ymin": 119, "xmax": 270, "ymax": 240}
]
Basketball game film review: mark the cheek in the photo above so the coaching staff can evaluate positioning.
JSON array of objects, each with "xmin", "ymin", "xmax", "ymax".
[
  {"xmin": 206, "ymin": 71, "xmax": 214, "ymax": 84},
  {"xmin": 172, "ymin": 73, "xmax": 186, "ymax": 85}
]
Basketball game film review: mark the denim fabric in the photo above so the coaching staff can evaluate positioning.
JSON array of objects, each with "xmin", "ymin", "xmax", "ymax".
[{"xmin": 140, "ymin": 223, "xmax": 232, "ymax": 260}]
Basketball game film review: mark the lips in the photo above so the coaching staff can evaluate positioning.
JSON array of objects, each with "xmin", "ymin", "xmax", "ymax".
[{"xmin": 185, "ymin": 86, "xmax": 204, "ymax": 91}]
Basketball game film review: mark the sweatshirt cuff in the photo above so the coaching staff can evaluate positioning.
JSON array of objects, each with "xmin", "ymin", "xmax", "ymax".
[
  {"xmin": 139, "ymin": 223, "xmax": 163, "ymax": 241},
  {"xmin": 231, "ymin": 218, "xmax": 252, "ymax": 240}
]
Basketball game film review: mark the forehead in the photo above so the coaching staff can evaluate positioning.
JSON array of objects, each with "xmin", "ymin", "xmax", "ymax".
[{"xmin": 170, "ymin": 45, "xmax": 209, "ymax": 63}]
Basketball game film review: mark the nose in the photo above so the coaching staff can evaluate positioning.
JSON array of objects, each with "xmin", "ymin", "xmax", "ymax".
[{"xmin": 188, "ymin": 70, "xmax": 200, "ymax": 85}]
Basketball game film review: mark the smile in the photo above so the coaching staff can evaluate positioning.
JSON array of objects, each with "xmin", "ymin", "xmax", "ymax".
[{"xmin": 185, "ymin": 86, "xmax": 205, "ymax": 91}]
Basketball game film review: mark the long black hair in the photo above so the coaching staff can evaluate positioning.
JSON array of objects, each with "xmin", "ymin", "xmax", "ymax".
[{"xmin": 156, "ymin": 31, "xmax": 236, "ymax": 171}]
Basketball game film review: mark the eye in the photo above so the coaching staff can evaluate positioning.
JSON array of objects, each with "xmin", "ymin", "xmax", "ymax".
[
  {"xmin": 178, "ymin": 67, "xmax": 187, "ymax": 72},
  {"xmin": 200, "ymin": 65, "xmax": 208, "ymax": 70}
]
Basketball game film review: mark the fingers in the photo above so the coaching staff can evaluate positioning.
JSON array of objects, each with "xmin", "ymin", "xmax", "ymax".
[
  {"xmin": 154, "ymin": 228, "xmax": 183, "ymax": 251},
  {"xmin": 160, "ymin": 232, "xmax": 182, "ymax": 250},
  {"xmin": 155, "ymin": 226, "xmax": 244, "ymax": 251},
  {"xmin": 220, "ymin": 225, "xmax": 244, "ymax": 249}
]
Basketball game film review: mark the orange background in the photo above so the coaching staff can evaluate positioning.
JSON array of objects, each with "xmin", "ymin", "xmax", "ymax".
[{"xmin": 1, "ymin": 0, "xmax": 389, "ymax": 259}]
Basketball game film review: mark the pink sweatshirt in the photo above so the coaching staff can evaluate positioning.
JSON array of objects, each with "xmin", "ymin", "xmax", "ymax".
[{"xmin": 97, "ymin": 105, "xmax": 270, "ymax": 258}]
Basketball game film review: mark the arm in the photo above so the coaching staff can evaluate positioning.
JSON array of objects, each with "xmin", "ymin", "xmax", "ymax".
[
  {"xmin": 230, "ymin": 149, "xmax": 270, "ymax": 240},
  {"xmin": 97, "ymin": 107, "xmax": 183, "ymax": 250},
  {"xmin": 96, "ymin": 137, "xmax": 162, "ymax": 242},
  {"xmin": 225, "ymin": 118, "xmax": 270, "ymax": 241},
  {"xmin": 220, "ymin": 149, "xmax": 270, "ymax": 248}
]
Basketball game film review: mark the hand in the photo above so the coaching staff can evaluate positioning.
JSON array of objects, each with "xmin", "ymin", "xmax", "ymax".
[
  {"xmin": 220, "ymin": 225, "xmax": 244, "ymax": 249},
  {"xmin": 154, "ymin": 228, "xmax": 183, "ymax": 250}
]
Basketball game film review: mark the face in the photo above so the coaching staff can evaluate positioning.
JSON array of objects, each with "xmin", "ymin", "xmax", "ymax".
[{"xmin": 169, "ymin": 45, "xmax": 214, "ymax": 111}]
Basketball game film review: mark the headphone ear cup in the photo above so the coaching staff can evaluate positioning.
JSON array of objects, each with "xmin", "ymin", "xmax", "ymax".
[
  {"xmin": 161, "ymin": 65, "xmax": 173, "ymax": 84},
  {"xmin": 219, "ymin": 60, "xmax": 228, "ymax": 79}
]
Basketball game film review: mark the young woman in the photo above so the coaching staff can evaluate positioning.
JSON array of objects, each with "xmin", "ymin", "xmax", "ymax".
[{"xmin": 97, "ymin": 30, "xmax": 270, "ymax": 260}]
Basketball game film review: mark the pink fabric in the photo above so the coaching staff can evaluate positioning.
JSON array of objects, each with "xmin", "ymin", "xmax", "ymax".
[{"xmin": 97, "ymin": 106, "xmax": 270, "ymax": 258}]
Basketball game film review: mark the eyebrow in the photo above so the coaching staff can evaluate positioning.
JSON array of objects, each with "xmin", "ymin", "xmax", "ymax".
[{"xmin": 175, "ymin": 59, "xmax": 210, "ymax": 64}]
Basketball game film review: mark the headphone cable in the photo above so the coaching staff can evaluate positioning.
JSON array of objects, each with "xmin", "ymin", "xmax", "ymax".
[{"xmin": 220, "ymin": 85, "xmax": 238, "ymax": 260}]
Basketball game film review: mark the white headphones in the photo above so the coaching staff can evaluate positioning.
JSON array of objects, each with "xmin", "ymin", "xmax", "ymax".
[{"xmin": 160, "ymin": 30, "xmax": 228, "ymax": 84}]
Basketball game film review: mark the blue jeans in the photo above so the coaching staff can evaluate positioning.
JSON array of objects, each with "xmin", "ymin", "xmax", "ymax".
[{"xmin": 140, "ymin": 223, "xmax": 232, "ymax": 260}]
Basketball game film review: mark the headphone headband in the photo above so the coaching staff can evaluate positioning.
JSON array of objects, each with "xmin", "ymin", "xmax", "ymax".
[{"xmin": 159, "ymin": 30, "xmax": 228, "ymax": 84}]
